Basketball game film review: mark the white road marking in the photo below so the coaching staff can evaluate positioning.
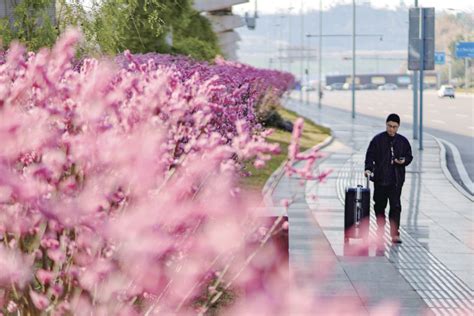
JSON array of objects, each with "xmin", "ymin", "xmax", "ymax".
[
  {"xmin": 432, "ymin": 135, "xmax": 474, "ymax": 201},
  {"xmin": 431, "ymin": 119, "xmax": 446, "ymax": 125},
  {"xmin": 439, "ymin": 138, "xmax": 474, "ymax": 194},
  {"xmin": 456, "ymin": 114, "xmax": 468, "ymax": 118}
]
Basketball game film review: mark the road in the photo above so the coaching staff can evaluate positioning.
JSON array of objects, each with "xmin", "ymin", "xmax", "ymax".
[{"xmin": 299, "ymin": 89, "xmax": 474, "ymax": 194}]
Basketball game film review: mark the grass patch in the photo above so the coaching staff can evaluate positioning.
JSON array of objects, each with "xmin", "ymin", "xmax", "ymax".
[
  {"xmin": 240, "ymin": 107, "xmax": 331, "ymax": 191},
  {"xmin": 455, "ymin": 88, "xmax": 474, "ymax": 94}
]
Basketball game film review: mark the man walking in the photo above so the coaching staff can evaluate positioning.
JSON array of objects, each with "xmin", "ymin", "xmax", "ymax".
[{"xmin": 364, "ymin": 114, "xmax": 413, "ymax": 244}]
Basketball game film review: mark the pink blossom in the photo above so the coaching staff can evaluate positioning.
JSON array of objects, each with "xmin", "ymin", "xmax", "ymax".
[
  {"xmin": 280, "ymin": 198, "xmax": 291, "ymax": 208},
  {"xmin": 47, "ymin": 249, "xmax": 66, "ymax": 264},
  {"xmin": 0, "ymin": 30, "xmax": 350, "ymax": 315},
  {"xmin": 36, "ymin": 269, "xmax": 55, "ymax": 285},
  {"xmin": 0, "ymin": 246, "xmax": 32, "ymax": 288},
  {"xmin": 29, "ymin": 290, "xmax": 50, "ymax": 310},
  {"xmin": 7, "ymin": 301, "xmax": 18, "ymax": 313}
]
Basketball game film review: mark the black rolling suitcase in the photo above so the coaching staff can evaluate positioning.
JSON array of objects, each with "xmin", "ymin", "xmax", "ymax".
[{"xmin": 344, "ymin": 177, "xmax": 370, "ymax": 243}]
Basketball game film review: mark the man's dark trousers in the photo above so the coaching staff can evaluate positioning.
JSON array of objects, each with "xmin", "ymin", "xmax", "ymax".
[{"xmin": 373, "ymin": 184, "xmax": 402, "ymax": 237}]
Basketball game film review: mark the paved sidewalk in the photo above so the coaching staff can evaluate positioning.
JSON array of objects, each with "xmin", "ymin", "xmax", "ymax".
[{"xmin": 270, "ymin": 99, "xmax": 473, "ymax": 315}]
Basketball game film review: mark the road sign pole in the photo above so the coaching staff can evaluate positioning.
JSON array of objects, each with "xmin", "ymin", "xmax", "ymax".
[
  {"xmin": 413, "ymin": 0, "xmax": 419, "ymax": 140},
  {"xmin": 413, "ymin": 70, "xmax": 418, "ymax": 140},
  {"xmin": 455, "ymin": 42, "xmax": 474, "ymax": 88},
  {"xmin": 419, "ymin": 8, "xmax": 424, "ymax": 151}
]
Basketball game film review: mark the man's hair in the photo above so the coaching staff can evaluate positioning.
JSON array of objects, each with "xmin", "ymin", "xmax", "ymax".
[{"xmin": 386, "ymin": 113, "xmax": 400, "ymax": 125}]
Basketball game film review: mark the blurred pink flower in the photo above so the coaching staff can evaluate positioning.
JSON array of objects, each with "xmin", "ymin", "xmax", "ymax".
[
  {"xmin": 36, "ymin": 269, "xmax": 55, "ymax": 285},
  {"xmin": 29, "ymin": 290, "xmax": 49, "ymax": 310},
  {"xmin": 0, "ymin": 246, "xmax": 32, "ymax": 288}
]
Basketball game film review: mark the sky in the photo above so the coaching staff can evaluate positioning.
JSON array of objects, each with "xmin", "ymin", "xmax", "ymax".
[{"xmin": 233, "ymin": 0, "xmax": 474, "ymax": 14}]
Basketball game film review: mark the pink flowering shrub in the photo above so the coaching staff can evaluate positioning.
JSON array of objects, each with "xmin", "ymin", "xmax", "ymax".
[
  {"xmin": 0, "ymin": 30, "xmax": 400, "ymax": 315},
  {"xmin": 0, "ymin": 30, "xmax": 312, "ymax": 314}
]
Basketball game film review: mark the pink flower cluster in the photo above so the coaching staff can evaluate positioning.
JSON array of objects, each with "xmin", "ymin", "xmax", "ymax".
[
  {"xmin": 0, "ymin": 30, "xmax": 398, "ymax": 315},
  {"xmin": 286, "ymin": 118, "xmax": 332, "ymax": 182},
  {"xmin": 113, "ymin": 51, "xmax": 294, "ymax": 143},
  {"xmin": 0, "ymin": 30, "xmax": 310, "ymax": 314}
]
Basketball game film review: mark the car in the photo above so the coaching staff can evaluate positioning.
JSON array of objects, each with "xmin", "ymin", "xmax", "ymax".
[
  {"xmin": 437, "ymin": 85, "xmax": 455, "ymax": 98},
  {"xmin": 342, "ymin": 83, "xmax": 361, "ymax": 90},
  {"xmin": 326, "ymin": 82, "xmax": 344, "ymax": 91},
  {"xmin": 378, "ymin": 83, "xmax": 398, "ymax": 90},
  {"xmin": 360, "ymin": 83, "xmax": 378, "ymax": 90}
]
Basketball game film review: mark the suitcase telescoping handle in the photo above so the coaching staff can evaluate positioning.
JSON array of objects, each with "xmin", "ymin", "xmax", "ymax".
[{"xmin": 365, "ymin": 172, "xmax": 371, "ymax": 189}]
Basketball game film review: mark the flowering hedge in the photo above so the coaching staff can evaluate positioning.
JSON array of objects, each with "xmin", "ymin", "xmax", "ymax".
[
  {"xmin": 0, "ymin": 28, "xmax": 406, "ymax": 316},
  {"xmin": 0, "ymin": 29, "xmax": 314, "ymax": 315}
]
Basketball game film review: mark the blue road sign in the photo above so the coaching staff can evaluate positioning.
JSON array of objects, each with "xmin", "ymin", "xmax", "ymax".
[
  {"xmin": 434, "ymin": 52, "xmax": 445, "ymax": 65},
  {"xmin": 455, "ymin": 42, "xmax": 474, "ymax": 59}
]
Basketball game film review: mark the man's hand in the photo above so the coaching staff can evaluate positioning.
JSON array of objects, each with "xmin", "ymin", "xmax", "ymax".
[
  {"xmin": 394, "ymin": 158, "xmax": 405, "ymax": 165},
  {"xmin": 364, "ymin": 170, "xmax": 372, "ymax": 177}
]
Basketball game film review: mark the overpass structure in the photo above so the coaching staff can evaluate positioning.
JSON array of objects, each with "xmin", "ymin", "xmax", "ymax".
[{"xmin": 193, "ymin": 0, "xmax": 248, "ymax": 60}]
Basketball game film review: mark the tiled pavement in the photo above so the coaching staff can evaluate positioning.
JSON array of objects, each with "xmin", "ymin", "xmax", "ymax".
[{"xmin": 268, "ymin": 99, "xmax": 473, "ymax": 315}]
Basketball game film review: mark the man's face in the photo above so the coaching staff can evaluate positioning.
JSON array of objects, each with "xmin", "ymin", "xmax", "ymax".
[{"xmin": 386, "ymin": 121, "xmax": 399, "ymax": 137}]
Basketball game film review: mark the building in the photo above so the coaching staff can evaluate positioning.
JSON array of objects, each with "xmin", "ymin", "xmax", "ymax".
[
  {"xmin": 326, "ymin": 72, "xmax": 439, "ymax": 89},
  {"xmin": 193, "ymin": 0, "xmax": 249, "ymax": 60},
  {"xmin": 0, "ymin": 1, "xmax": 56, "ymax": 24}
]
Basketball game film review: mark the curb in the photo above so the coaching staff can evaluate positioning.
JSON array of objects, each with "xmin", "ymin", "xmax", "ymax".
[
  {"xmin": 261, "ymin": 135, "xmax": 334, "ymax": 208},
  {"xmin": 430, "ymin": 134, "xmax": 474, "ymax": 202}
]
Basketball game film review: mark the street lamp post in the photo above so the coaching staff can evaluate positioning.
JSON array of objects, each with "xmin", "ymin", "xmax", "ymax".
[
  {"xmin": 351, "ymin": 0, "xmax": 356, "ymax": 119},
  {"xmin": 288, "ymin": 6, "xmax": 294, "ymax": 73},
  {"xmin": 300, "ymin": 0, "xmax": 304, "ymax": 103},
  {"xmin": 278, "ymin": 17, "xmax": 284, "ymax": 71},
  {"xmin": 307, "ymin": 32, "xmax": 383, "ymax": 115},
  {"xmin": 318, "ymin": 0, "xmax": 323, "ymax": 109}
]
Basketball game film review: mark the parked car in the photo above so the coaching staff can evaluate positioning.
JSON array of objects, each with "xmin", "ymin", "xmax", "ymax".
[
  {"xmin": 378, "ymin": 83, "xmax": 398, "ymax": 90},
  {"xmin": 408, "ymin": 83, "xmax": 431, "ymax": 90},
  {"xmin": 326, "ymin": 82, "xmax": 344, "ymax": 91},
  {"xmin": 342, "ymin": 83, "xmax": 361, "ymax": 90},
  {"xmin": 437, "ymin": 85, "xmax": 455, "ymax": 98},
  {"xmin": 360, "ymin": 83, "xmax": 378, "ymax": 90}
]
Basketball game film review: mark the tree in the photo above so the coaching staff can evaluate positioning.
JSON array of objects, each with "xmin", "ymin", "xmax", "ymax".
[
  {"xmin": 89, "ymin": 0, "xmax": 221, "ymax": 60},
  {"xmin": 1, "ymin": 0, "xmax": 221, "ymax": 61},
  {"xmin": 172, "ymin": 12, "xmax": 221, "ymax": 60}
]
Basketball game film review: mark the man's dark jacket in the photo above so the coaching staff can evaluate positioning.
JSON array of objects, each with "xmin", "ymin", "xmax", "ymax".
[{"xmin": 365, "ymin": 132, "xmax": 413, "ymax": 186}]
